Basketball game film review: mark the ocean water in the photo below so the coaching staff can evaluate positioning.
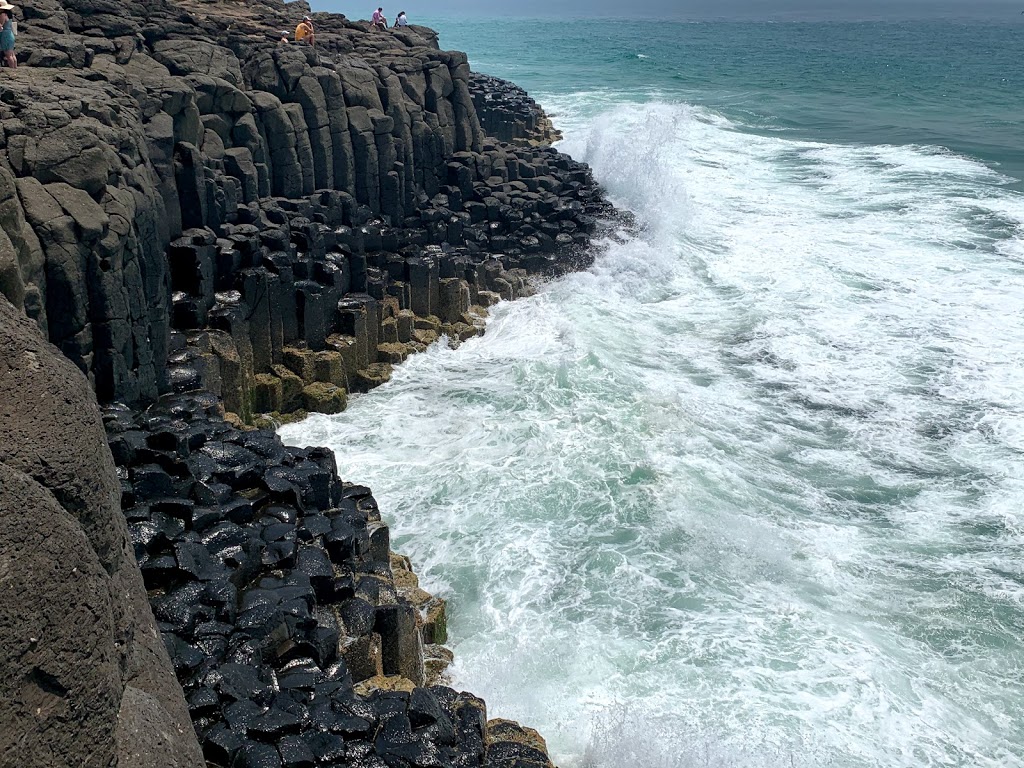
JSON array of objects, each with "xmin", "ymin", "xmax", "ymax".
[{"xmin": 281, "ymin": 19, "xmax": 1024, "ymax": 767}]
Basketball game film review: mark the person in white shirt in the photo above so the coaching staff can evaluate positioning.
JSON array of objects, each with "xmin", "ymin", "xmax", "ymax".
[{"xmin": 395, "ymin": 10, "xmax": 408, "ymax": 27}]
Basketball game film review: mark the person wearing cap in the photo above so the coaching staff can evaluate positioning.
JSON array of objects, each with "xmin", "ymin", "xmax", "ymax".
[
  {"xmin": 279, "ymin": 29, "xmax": 289, "ymax": 43},
  {"xmin": 0, "ymin": 1, "xmax": 16, "ymax": 69},
  {"xmin": 370, "ymin": 7, "xmax": 388, "ymax": 30},
  {"xmin": 295, "ymin": 15, "xmax": 315, "ymax": 45}
]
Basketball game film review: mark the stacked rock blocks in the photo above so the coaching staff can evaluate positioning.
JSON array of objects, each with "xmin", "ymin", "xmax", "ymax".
[
  {"xmin": 107, "ymin": 392, "xmax": 553, "ymax": 767},
  {"xmin": 163, "ymin": 139, "xmax": 613, "ymax": 425},
  {"xmin": 0, "ymin": 0, "xmax": 622, "ymax": 764},
  {"xmin": 468, "ymin": 73, "xmax": 563, "ymax": 147},
  {"xmin": 0, "ymin": 0, "xmax": 617, "ymax": 420}
]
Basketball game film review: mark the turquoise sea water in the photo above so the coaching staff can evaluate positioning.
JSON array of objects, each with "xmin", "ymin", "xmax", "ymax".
[
  {"xmin": 284, "ymin": 19, "xmax": 1024, "ymax": 767},
  {"xmin": 434, "ymin": 19, "xmax": 1024, "ymax": 184}
]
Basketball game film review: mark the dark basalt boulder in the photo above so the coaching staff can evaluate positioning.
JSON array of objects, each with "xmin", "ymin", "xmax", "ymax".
[{"xmin": 0, "ymin": 294, "xmax": 204, "ymax": 767}]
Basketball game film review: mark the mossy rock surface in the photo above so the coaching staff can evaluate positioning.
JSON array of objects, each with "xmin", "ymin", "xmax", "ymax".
[
  {"xmin": 354, "ymin": 363, "xmax": 393, "ymax": 392},
  {"xmin": 423, "ymin": 643, "xmax": 454, "ymax": 686},
  {"xmin": 423, "ymin": 597, "xmax": 448, "ymax": 645},
  {"xmin": 252, "ymin": 373, "xmax": 283, "ymax": 413},
  {"xmin": 486, "ymin": 719, "xmax": 549, "ymax": 753},
  {"xmin": 272, "ymin": 364, "xmax": 305, "ymax": 412},
  {"xmin": 453, "ymin": 322, "xmax": 479, "ymax": 341},
  {"xmin": 485, "ymin": 719, "xmax": 555, "ymax": 768},
  {"xmin": 283, "ymin": 346, "xmax": 318, "ymax": 381},
  {"xmin": 377, "ymin": 342, "xmax": 409, "ymax": 364},
  {"xmin": 412, "ymin": 328, "xmax": 439, "ymax": 346},
  {"xmin": 353, "ymin": 675, "xmax": 417, "ymax": 697},
  {"xmin": 301, "ymin": 382, "xmax": 347, "ymax": 414},
  {"xmin": 414, "ymin": 315, "xmax": 441, "ymax": 332},
  {"xmin": 313, "ymin": 350, "xmax": 345, "ymax": 386}
]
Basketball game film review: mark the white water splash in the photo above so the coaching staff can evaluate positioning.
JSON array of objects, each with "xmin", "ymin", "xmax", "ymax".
[{"xmin": 282, "ymin": 99, "xmax": 1024, "ymax": 767}]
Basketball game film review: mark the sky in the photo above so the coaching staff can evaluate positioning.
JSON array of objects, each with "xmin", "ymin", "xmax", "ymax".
[{"xmin": 323, "ymin": 1, "xmax": 1024, "ymax": 20}]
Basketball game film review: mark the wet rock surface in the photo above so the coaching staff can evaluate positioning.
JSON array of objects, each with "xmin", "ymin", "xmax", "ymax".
[
  {"xmin": 156, "ymin": 139, "xmax": 619, "ymax": 426},
  {"xmin": 105, "ymin": 392, "xmax": 498, "ymax": 767}
]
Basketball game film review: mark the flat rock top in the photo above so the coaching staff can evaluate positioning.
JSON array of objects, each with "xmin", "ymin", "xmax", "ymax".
[{"xmin": 10, "ymin": 0, "xmax": 450, "ymax": 87}]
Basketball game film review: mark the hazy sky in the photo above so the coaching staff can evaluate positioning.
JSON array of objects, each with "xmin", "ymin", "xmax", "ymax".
[{"xmin": 323, "ymin": 1, "xmax": 1024, "ymax": 20}]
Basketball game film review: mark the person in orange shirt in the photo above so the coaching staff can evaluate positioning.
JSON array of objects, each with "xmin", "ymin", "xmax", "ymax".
[{"xmin": 294, "ymin": 16, "xmax": 315, "ymax": 46}]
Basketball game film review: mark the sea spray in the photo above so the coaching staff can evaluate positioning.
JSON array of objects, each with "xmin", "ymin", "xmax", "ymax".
[
  {"xmin": 579, "ymin": 704, "xmax": 831, "ymax": 768},
  {"xmin": 282, "ymin": 86, "xmax": 1024, "ymax": 768}
]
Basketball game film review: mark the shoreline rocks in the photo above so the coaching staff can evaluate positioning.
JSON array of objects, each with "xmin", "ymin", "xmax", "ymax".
[
  {"xmin": 103, "ymin": 389, "xmax": 562, "ymax": 767},
  {"xmin": 104, "ymin": 391, "xmax": 499, "ymax": 767},
  {"xmin": 0, "ymin": 0, "xmax": 632, "ymax": 764},
  {"xmin": 159, "ymin": 133, "xmax": 618, "ymax": 428},
  {"xmin": 469, "ymin": 73, "xmax": 563, "ymax": 147}
]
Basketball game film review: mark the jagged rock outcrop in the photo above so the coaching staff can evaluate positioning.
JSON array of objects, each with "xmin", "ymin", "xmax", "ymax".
[
  {"xmin": 0, "ymin": 293, "xmax": 203, "ymax": 768},
  {"xmin": 1, "ymin": 0, "xmax": 485, "ymax": 403},
  {"xmin": 1, "ymin": 0, "xmax": 610, "ymax": 420}
]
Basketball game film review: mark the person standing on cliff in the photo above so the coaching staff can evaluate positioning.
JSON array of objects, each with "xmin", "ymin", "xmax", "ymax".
[
  {"xmin": 0, "ymin": 2, "xmax": 17, "ymax": 69},
  {"xmin": 371, "ymin": 7, "xmax": 388, "ymax": 29},
  {"xmin": 295, "ymin": 15, "xmax": 315, "ymax": 46}
]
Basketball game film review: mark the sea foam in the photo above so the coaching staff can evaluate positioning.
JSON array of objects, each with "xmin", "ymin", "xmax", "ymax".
[{"xmin": 282, "ymin": 97, "xmax": 1024, "ymax": 767}]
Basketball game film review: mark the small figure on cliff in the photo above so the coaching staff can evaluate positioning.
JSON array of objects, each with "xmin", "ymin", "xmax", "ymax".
[
  {"xmin": 395, "ymin": 10, "xmax": 408, "ymax": 27},
  {"xmin": 279, "ymin": 30, "xmax": 289, "ymax": 43},
  {"xmin": 295, "ymin": 15, "xmax": 315, "ymax": 46},
  {"xmin": 0, "ymin": 1, "xmax": 17, "ymax": 69},
  {"xmin": 371, "ymin": 7, "xmax": 388, "ymax": 29}
]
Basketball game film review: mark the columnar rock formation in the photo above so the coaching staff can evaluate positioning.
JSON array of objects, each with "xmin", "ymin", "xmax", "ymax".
[
  {"xmin": 106, "ymin": 392, "xmax": 497, "ymax": 767},
  {"xmin": 0, "ymin": 0, "xmax": 608, "ymax": 418},
  {"xmin": 468, "ymin": 73, "xmax": 563, "ymax": 147},
  {"xmin": 0, "ymin": 0, "xmax": 620, "ymax": 765}
]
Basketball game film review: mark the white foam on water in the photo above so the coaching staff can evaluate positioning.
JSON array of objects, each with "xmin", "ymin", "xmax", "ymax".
[{"xmin": 281, "ymin": 98, "xmax": 1024, "ymax": 767}]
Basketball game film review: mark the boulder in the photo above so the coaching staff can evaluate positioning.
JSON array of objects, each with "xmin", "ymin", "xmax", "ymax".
[
  {"xmin": 0, "ymin": 295, "xmax": 204, "ymax": 767},
  {"xmin": 0, "ymin": 462, "xmax": 120, "ymax": 768},
  {"xmin": 302, "ymin": 381, "xmax": 347, "ymax": 414}
]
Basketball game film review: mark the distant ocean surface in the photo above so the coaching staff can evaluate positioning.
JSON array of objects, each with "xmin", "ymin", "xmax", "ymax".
[{"xmin": 284, "ymin": 18, "xmax": 1024, "ymax": 767}]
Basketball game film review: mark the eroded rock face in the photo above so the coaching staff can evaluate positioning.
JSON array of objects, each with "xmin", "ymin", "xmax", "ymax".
[{"xmin": 0, "ymin": 294, "xmax": 204, "ymax": 768}]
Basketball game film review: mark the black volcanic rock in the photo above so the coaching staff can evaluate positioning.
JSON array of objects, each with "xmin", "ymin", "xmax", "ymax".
[{"xmin": 105, "ymin": 391, "xmax": 507, "ymax": 767}]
